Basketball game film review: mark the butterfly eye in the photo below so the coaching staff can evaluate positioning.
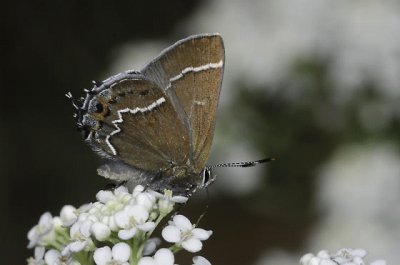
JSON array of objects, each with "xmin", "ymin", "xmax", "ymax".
[
  {"xmin": 95, "ymin": 103, "xmax": 104, "ymax": 113},
  {"xmin": 201, "ymin": 168, "xmax": 212, "ymax": 186}
]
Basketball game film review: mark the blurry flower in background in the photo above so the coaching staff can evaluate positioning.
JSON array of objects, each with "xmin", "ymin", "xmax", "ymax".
[
  {"xmin": 300, "ymin": 248, "xmax": 386, "ymax": 265},
  {"xmin": 186, "ymin": 0, "xmax": 400, "ymax": 99},
  {"xmin": 311, "ymin": 143, "xmax": 400, "ymax": 263}
]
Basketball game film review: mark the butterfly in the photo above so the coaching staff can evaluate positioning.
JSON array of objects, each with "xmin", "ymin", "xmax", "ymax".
[{"xmin": 68, "ymin": 34, "xmax": 271, "ymax": 196}]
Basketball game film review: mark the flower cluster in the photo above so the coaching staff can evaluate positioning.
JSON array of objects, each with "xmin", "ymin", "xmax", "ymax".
[
  {"xmin": 300, "ymin": 248, "xmax": 386, "ymax": 265},
  {"xmin": 26, "ymin": 186, "xmax": 212, "ymax": 265}
]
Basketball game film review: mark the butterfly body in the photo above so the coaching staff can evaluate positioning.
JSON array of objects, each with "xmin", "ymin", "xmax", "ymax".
[{"xmin": 75, "ymin": 34, "xmax": 224, "ymax": 195}]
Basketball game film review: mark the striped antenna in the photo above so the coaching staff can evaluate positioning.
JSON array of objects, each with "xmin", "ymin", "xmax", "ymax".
[{"xmin": 208, "ymin": 157, "xmax": 275, "ymax": 169}]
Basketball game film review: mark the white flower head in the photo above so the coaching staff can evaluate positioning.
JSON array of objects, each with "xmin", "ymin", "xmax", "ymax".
[
  {"xmin": 115, "ymin": 205, "xmax": 155, "ymax": 240},
  {"xmin": 65, "ymin": 219, "xmax": 95, "ymax": 253},
  {"xmin": 162, "ymin": 215, "xmax": 212, "ymax": 253},
  {"xmin": 149, "ymin": 189, "xmax": 188, "ymax": 215},
  {"xmin": 138, "ymin": 248, "xmax": 174, "ymax": 265},
  {"xmin": 93, "ymin": 243, "xmax": 131, "ymax": 265},
  {"xmin": 27, "ymin": 247, "xmax": 45, "ymax": 265}
]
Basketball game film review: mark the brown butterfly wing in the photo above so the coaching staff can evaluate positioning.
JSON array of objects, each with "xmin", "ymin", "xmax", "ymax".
[
  {"xmin": 142, "ymin": 34, "xmax": 225, "ymax": 173},
  {"xmin": 82, "ymin": 75, "xmax": 190, "ymax": 173}
]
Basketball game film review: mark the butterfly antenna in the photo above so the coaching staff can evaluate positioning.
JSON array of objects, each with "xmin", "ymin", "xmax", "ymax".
[{"xmin": 208, "ymin": 157, "xmax": 275, "ymax": 169}]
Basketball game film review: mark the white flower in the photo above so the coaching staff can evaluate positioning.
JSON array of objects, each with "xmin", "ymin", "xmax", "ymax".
[
  {"xmin": 155, "ymin": 190, "xmax": 188, "ymax": 214},
  {"xmin": 93, "ymin": 243, "xmax": 131, "ymax": 265},
  {"xmin": 27, "ymin": 247, "xmax": 45, "ymax": 265},
  {"xmin": 162, "ymin": 215, "xmax": 212, "ymax": 253},
  {"xmin": 115, "ymin": 205, "xmax": 155, "ymax": 240},
  {"xmin": 192, "ymin": 256, "xmax": 211, "ymax": 265},
  {"xmin": 300, "ymin": 249, "xmax": 386, "ymax": 265},
  {"xmin": 27, "ymin": 213, "xmax": 59, "ymax": 248},
  {"xmin": 138, "ymin": 248, "xmax": 174, "ymax": 265},
  {"xmin": 65, "ymin": 219, "xmax": 94, "ymax": 253}
]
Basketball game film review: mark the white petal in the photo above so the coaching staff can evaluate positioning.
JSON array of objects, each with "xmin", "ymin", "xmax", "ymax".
[
  {"xmin": 91, "ymin": 222, "xmax": 111, "ymax": 241},
  {"xmin": 182, "ymin": 238, "xmax": 202, "ymax": 253},
  {"xmin": 60, "ymin": 205, "xmax": 77, "ymax": 227},
  {"xmin": 118, "ymin": 228, "xmax": 138, "ymax": 240},
  {"xmin": 70, "ymin": 222, "xmax": 80, "ymax": 238},
  {"xmin": 108, "ymin": 215, "xmax": 119, "ymax": 231},
  {"xmin": 61, "ymin": 244, "xmax": 72, "ymax": 256},
  {"xmin": 142, "ymin": 238, "xmax": 161, "ymax": 256},
  {"xmin": 69, "ymin": 240, "xmax": 88, "ymax": 252},
  {"xmin": 115, "ymin": 210, "xmax": 130, "ymax": 228},
  {"xmin": 127, "ymin": 205, "xmax": 149, "ymax": 223},
  {"xmin": 112, "ymin": 242, "xmax": 131, "ymax": 262},
  {"xmin": 39, "ymin": 212, "xmax": 53, "ymax": 227},
  {"xmin": 138, "ymin": 221, "xmax": 156, "ymax": 232},
  {"xmin": 162, "ymin": 225, "xmax": 181, "ymax": 243},
  {"xmin": 52, "ymin": 217, "xmax": 62, "ymax": 230},
  {"xmin": 352, "ymin": 257, "xmax": 364, "ymax": 265},
  {"xmin": 317, "ymin": 250, "xmax": 329, "ymax": 259},
  {"xmin": 300, "ymin": 253, "xmax": 314, "ymax": 265},
  {"xmin": 80, "ymin": 219, "xmax": 93, "ymax": 238},
  {"xmin": 27, "ymin": 226, "xmax": 37, "ymax": 241},
  {"xmin": 309, "ymin": 257, "xmax": 321, "ymax": 265},
  {"xmin": 171, "ymin": 196, "xmax": 188, "ymax": 203},
  {"xmin": 154, "ymin": 248, "xmax": 174, "ymax": 265},
  {"xmin": 94, "ymin": 246, "xmax": 112, "ymax": 265},
  {"xmin": 79, "ymin": 203, "xmax": 93, "ymax": 213},
  {"xmin": 320, "ymin": 260, "xmax": 337, "ymax": 265},
  {"xmin": 148, "ymin": 190, "xmax": 163, "ymax": 198},
  {"xmin": 136, "ymin": 193, "xmax": 155, "ymax": 210},
  {"xmin": 96, "ymin": 190, "xmax": 115, "ymax": 203},
  {"xmin": 138, "ymin": 257, "xmax": 157, "ymax": 265},
  {"xmin": 27, "ymin": 229, "xmax": 39, "ymax": 248},
  {"xmin": 173, "ymin": 215, "xmax": 192, "ymax": 231},
  {"xmin": 44, "ymin": 249, "xmax": 61, "ymax": 265},
  {"xmin": 192, "ymin": 228, "xmax": 212, "ymax": 240},
  {"xmin": 192, "ymin": 256, "xmax": 211, "ymax": 265},
  {"xmin": 34, "ymin": 247, "xmax": 45, "ymax": 260},
  {"xmin": 132, "ymin": 185, "xmax": 145, "ymax": 196},
  {"xmin": 114, "ymin": 186, "xmax": 129, "ymax": 195}
]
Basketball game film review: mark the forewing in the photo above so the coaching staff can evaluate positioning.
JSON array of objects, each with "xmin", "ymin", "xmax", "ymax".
[{"xmin": 142, "ymin": 34, "xmax": 225, "ymax": 173}]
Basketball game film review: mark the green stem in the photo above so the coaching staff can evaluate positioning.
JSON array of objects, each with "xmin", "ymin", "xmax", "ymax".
[
  {"xmin": 136, "ymin": 212, "xmax": 167, "ymax": 258},
  {"xmin": 130, "ymin": 237, "xmax": 138, "ymax": 265},
  {"xmin": 169, "ymin": 244, "xmax": 183, "ymax": 253}
]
